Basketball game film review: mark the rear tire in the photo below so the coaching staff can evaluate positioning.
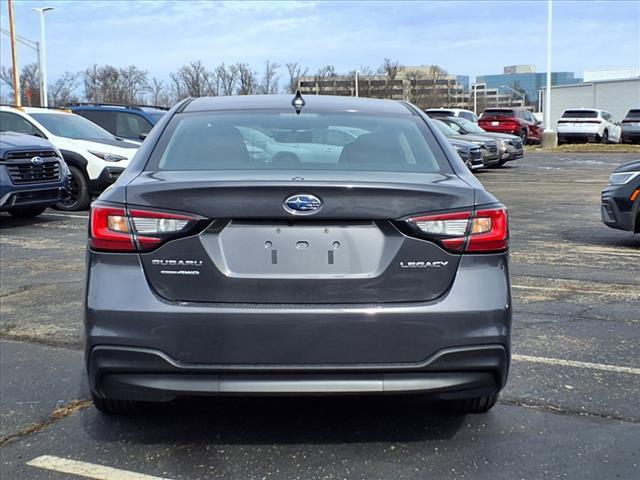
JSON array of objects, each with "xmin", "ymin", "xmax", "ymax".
[
  {"xmin": 519, "ymin": 130, "xmax": 527, "ymax": 145},
  {"xmin": 441, "ymin": 393, "xmax": 498, "ymax": 414},
  {"xmin": 8, "ymin": 206, "xmax": 47, "ymax": 218},
  {"xmin": 55, "ymin": 165, "xmax": 90, "ymax": 211},
  {"xmin": 91, "ymin": 391, "xmax": 143, "ymax": 414}
]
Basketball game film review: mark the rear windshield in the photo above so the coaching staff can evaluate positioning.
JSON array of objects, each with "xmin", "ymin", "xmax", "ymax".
[
  {"xmin": 149, "ymin": 111, "xmax": 450, "ymax": 173},
  {"xmin": 481, "ymin": 110, "xmax": 515, "ymax": 118},
  {"xmin": 562, "ymin": 110, "xmax": 598, "ymax": 118},
  {"xmin": 426, "ymin": 110, "xmax": 454, "ymax": 118},
  {"xmin": 626, "ymin": 109, "xmax": 640, "ymax": 119}
]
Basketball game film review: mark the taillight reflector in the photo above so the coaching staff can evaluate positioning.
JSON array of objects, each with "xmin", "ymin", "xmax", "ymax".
[
  {"xmin": 407, "ymin": 207, "xmax": 508, "ymax": 253},
  {"xmin": 89, "ymin": 205, "xmax": 198, "ymax": 252}
]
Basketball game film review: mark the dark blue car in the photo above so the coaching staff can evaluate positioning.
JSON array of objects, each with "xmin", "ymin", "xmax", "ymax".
[
  {"xmin": 1, "ymin": 132, "xmax": 70, "ymax": 218},
  {"xmin": 67, "ymin": 103, "xmax": 168, "ymax": 141}
]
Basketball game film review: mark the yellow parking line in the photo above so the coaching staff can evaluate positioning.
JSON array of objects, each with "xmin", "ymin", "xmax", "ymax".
[{"xmin": 27, "ymin": 455, "xmax": 174, "ymax": 480}]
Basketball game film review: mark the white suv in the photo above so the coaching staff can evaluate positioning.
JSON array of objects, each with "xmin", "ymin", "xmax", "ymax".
[
  {"xmin": 0, "ymin": 106, "xmax": 139, "ymax": 210},
  {"xmin": 557, "ymin": 108, "xmax": 622, "ymax": 144}
]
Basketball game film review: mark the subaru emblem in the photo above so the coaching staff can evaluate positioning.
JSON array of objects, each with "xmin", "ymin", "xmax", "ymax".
[
  {"xmin": 30, "ymin": 156, "xmax": 45, "ymax": 166},
  {"xmin": 284, "ymin": 194, "xmax": 322, "ymax": 215}
]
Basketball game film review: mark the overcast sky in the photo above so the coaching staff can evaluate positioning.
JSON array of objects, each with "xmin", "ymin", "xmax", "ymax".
[{"xmin": 1, "ymin": 0, "xmax": 638, "ymax": 85}]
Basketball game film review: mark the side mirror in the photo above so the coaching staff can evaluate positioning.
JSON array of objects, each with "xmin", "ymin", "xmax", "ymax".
[
  {"xmin": 139, "ymin": 133, "xmax": 148, "ymax": 141},
  {"xmin": 537, "ymin": 120, "xmax": 543, "ymax": 125}
]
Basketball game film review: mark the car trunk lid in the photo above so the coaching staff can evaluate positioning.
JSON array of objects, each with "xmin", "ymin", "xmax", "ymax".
[{"xmin": 126, "ymin": 170, "xmax": 475, "ymax": 304}]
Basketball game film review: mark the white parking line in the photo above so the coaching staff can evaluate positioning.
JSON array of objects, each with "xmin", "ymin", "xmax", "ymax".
[
  {"xmin": 42, "ymin": 212, "xmax": 89, "ymax": 219},
  {"xmin": 26, "ymin": 456, "xmax": 174, "ymax": 480},
  {"xmin": 513, "ymin": 354, "xmax": 640, "ymax": 375}
]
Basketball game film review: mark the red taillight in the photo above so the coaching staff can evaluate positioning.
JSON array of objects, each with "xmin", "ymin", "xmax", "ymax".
[
  {"xmin": 407, "ymin": 207, "xmax": 508, "ymax": 253},
  {"xmin": 465, "ymin": 208, "xmax": 508, "ymax": 252},
  {"xmin": 89, "ymin": 204, "xmax": 198, "ymax": 252}
]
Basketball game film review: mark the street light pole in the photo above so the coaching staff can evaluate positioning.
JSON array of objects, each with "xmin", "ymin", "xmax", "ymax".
[
  {"xmin": 544, "ymin": 0, "xmax": 552, "ymax": 132},
  {"xmin": 33, "ymin": 7, "xmax": 54, "ymax": 107}
]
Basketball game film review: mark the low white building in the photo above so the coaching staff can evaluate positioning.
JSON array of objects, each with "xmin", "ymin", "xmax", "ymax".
[
  {"xmin": 540, "ymin": 78, "xmax": 640, "ymax": 128},
  {"xmin": 583, "ymin": 68, "xmax": 640, "ymax": 82}
]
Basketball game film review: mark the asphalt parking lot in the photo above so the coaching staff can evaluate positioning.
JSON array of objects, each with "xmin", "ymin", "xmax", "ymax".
[{"xmin": 1, "ymin": 151, "xmax": 639, "ymax": 480}]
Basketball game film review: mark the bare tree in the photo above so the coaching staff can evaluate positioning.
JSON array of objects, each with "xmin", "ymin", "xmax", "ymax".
[
  {"xmin": 1, "ymin": 63, "xmax": 41, "ymax": 106},
  {"xmin": 236, "ymin": 63, "xmax": 258, "ymax": 95},
  {"xmin": 172, "ymin": 61, "xmax": 213, "ymax": 97},
  {"xmin": 379, "ymin": 58, "xmax": 402, "ymax": 99},
  {"xmin": 49, "ymin": 71, "xmax": 80, "ymax": 106},
  {"xmin": 120, "ymin": 65, "xmax": 149, "ymax": 103},
  {"xmin": 260, "ymin": 60, "xmax": 280, "ymax": 94},
  {"xmin": 285, "ymin": 62, "xmax": 310, "ymax": 93},
  {"xmin": 423, "ymin": 65, "xmax": 449, "ymax": 108},
  {"xmin": 147, "ymin": 77, "xmax": 165, "ymax": 106},
  {"xmin": 216, "ymin": 63, "xmax": 238, "ymax": 96},
  {"xmin": 82, "ymin": 64, "xmax": 149, "ymax": 104},
  {"xmin": 286, "ymin": 62, "xmax": 300, "ymax": 93}
]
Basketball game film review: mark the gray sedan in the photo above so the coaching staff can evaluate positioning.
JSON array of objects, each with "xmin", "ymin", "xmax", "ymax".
[
  {"xmin": 434, "ymin": 116, "xmax": 524, "ymax": 166},
  {"xmin": 85, "ymin": 94, "xmax": 511, "ymax": 416}
]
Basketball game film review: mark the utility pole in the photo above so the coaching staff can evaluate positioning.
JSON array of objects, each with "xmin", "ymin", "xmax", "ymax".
[{"xmin": 7, "ymin": 0, "xmax": 21, "ymax": 106}]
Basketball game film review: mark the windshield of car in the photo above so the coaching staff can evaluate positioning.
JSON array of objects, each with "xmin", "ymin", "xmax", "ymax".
[
  {"xmin": 30, "ymin": 113, "xmax": 115, "ymax": 140},
  {"xmin": 625, "ymin": 109, "xmax": 640, "ymax": 119},
  {"xmin": 433, "ymin": 120, "xmax": 457, "ymax": 137},
  {"xmin": 454, "ymin": 118, "xmax": 486, "ymax": 133},
  {"xmin": 562, "ymin": 110, "xmax": 598, "ymax": 119},
  {"xmin": 481, "ymin": 110, "xmax": 515, "ymax": 118},
  {"xmin": 151, "ymin": 111, "xmax": 449, "ymax": 173}
]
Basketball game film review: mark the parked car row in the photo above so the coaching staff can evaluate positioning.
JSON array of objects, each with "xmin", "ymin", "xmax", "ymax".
[
  {"xmin": 425, "ymin": 111, "xmax": 524, "ymax": 170},
  {"xmin": 428, "ymin": 107, "xmax": 544, "ymax": 145},
  {"xmin": 0, "ymin": 106, "xmax": 142, "ymax": 210},
  {"xmin": 557, "ymin": 108, "xmax": 640, "ymax": 145}
]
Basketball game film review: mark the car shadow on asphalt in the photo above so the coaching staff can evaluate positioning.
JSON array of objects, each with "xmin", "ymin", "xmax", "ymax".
[
  {"xmin": 562, "ymin": 226, "xmax": 640, "ymax": 248},
  {"xmin": 81, "ymin": 395, "xmax": 466, "ymax": 445}
]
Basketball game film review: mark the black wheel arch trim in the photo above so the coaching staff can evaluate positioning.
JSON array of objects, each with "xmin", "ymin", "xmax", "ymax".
[{"xmin": 59, "ymin": 149, "xmax": 88, "ymax": 171}]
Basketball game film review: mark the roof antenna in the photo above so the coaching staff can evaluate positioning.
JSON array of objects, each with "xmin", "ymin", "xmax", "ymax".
[{"xmin": 291, "ymin": 90, "xmax": 305, "ymax": 115}]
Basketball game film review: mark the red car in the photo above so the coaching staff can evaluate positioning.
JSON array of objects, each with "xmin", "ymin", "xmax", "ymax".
[{"xmin": 479, "ymin": 108, "xmax": 543, "ymax": 144}]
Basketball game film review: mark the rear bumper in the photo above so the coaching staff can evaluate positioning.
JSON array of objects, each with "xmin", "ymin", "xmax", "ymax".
[
  {"xmin": 621, "ymin": 127, "xmax": 640, "ymax": 144},
  {"xmin": 89, "ymin": 344, "xmax": 508, "ymax": 401},
  {"xmin": 85, "ymin": 252, "xmax": 512, "ymax": 401},
  {"xmin": 479, "ymin": 125, "xmax": 516, "ymax": 135},
  {"xmin": 557, "ymin": 131, "xmax": 600, "ymax": 143}
]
